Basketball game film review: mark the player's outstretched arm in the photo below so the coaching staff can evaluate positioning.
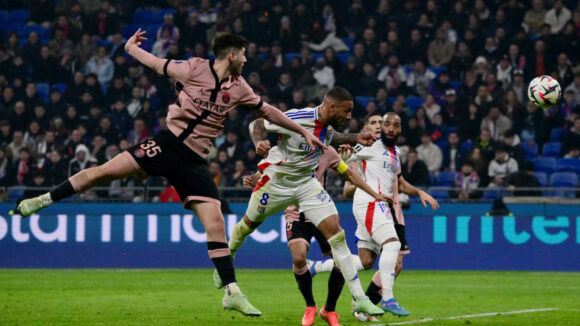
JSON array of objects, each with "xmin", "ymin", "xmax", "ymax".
[
  {"xmin": 341, "ymin": 163, "xmax": 392, "ymax": 203},
  {"xmin": 255, "ymin": 103, "xmax": 326, "ymax": 152},
  {"xmin": 398, "ymin": 175, "xmax": 439, "ymax": 210},
  {"xmin": 125, "ymin": 29, "xmax": 188, "ymax": 81},
  {"xmin": 331, "ymin": 131, "xmax": 376, "ymax": 146},
  {"xmin": 343, "ymin": 162, "xmax": 360, "ymax": 198},
  {"xmin": 248, "ymin": 119, "xmax": 271, "ymax": 156}
]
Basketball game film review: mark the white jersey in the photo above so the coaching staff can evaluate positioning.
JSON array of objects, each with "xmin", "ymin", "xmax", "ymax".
[
  {"xmin": 350, "ymin": 140, "xmax": 400, "ymax": 205},
  {"xmin": 260, "ymin": 106, "xmax": 335, "ymax": 187}
]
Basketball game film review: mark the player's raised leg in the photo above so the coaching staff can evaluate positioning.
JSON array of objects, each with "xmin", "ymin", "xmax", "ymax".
[
  {"xmin": 192, "ymin": 201, "xmax": 261, "ymax": 316},
  {"xmin": 12, "ymin": 152, "xmax": 140, "ymax": 217}
]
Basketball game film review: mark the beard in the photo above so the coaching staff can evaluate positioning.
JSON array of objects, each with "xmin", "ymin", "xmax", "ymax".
[
  {"xmin": 381, "ymin": 131, "xmax": 398, "ymax": 147},
  {"xmin": 231, "ymin": 61, "xmax": 243, "ymax": 75}
]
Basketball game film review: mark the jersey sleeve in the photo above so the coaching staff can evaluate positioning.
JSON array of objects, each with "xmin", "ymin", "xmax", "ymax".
[
  {"xmin": 236, "ymin": 78, "xmax": 263, "ymax": 109},
  {"xmin": 263, "ymin": 109, "xmax": 302, "ymax": 134},
  {"xmin": 350, "ymin": 144, "xmax": 374, "ymax": 161},
  {"xmin": 162, "ymin": 57, "xmax": 204, "ymax": 85}
]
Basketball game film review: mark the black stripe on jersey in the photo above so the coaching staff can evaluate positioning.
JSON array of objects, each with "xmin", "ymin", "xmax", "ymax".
[
  {"xmin": 177, "ymin": 110, "xmax": 211, "ymax": 141},
  {"xmin": 163, "ymin": 59, "xmax": 172, "ymax": 77},
  {"xmin": 209, "ymin": 60, "xmax": 228, "ymax": 103},
  {"xmin": 239, "ymin": 99, "xmax": 264, "ymax": 111}
]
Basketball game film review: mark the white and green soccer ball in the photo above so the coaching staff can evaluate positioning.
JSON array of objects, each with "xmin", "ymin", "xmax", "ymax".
[{"xmin": 527, "ymin": 75, "xmax": 561, "ymax": 109}]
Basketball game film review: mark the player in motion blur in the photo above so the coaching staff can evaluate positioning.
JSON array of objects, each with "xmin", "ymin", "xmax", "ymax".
[
  {"xmin": 215, "ymin": 87, "xmax": 390, "ymax": 317},
  {"xmin": 11, "ymin": 30, "xmax": 327, "ymax": 316},
  {"xmin": 309, "ymin": 113, "xmax": 439, "ymax": 319}
]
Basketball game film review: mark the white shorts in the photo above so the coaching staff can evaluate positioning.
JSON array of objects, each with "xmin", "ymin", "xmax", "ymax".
[
  {"xmin": 353, "ymin": 201, "xmax": 398, "ymax": 254},
  {"xmin": 245, "ymin": 175, "xmax": 338, "ymax": 227}
]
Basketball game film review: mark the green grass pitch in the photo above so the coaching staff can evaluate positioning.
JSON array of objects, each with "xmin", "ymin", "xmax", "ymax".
[{"xmin": 1, "ymin": 269, "xmax": 578, "ymax": 325}]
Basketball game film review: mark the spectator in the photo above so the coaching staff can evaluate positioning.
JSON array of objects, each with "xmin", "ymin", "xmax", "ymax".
[
  {"xmin": 6, "ymin": 130, "xmax": 30, "ymax": 163},
  {"xmin": 562, "ymin": 116, "xmax": 580, "ymax": 156},
  {"xmin": 126, "ymin": 87, "xmax": 143, "ymax": 118},
  {"xmin": 474, "ymin": 127, "xmax": 498, "ymax": 161},
  {"xmin": 312, "ymin": 57, "xmax": 335, "ymax": 89},
  {"xmin": 507, "ymin": 44, "xmax": 527, "ymax": 71},
  {"xmin": 441, "ymin": 131, "xmax": 466, "ymax": 172},
  {"xmin": 180, "ymin": 12, "xmax": 208, "ymax": 54},
  {"xmin": 544, "ymin": 0, "xmax": 571, "ymax": 34},
  {"xmin": 152, "ymin": 26, "xmax": 176, "ymax": 58},
  {"xmin": 555, "ymin": 53, "xmax": 574, "ymax": 88},
  {"xmin": 503, "ymin": 129, "xmax": 527, "ymax": 168},
  {"xmin": 416, "ymin": 132, "xmax": 443, "ymax": 173},
  {"xmin": 404, "ymin": 29, "xmax": 427, "ymax": 65},
  {"xmin": 68, "ymin": 144, "xmax": 97, "ymax": 178},
  {"xmin": 0, "ymin": 120, "xmax": 12, "ymax": 148},
  {"xmin": 565, "ymin": 72, "xmax": 580, "ymax": 104},
  {"xmin": 429, "ymin": 70, "xmax": 453, "ymax": 104},
  {"xmin": 20, "ymin": 171, "xmax": 51, "ymax": 203},
  {"xmin": 407, "ymin": 60, "xmax": 436, "ymax": 97},
  {"xmin": 42, "ymin": 149, "xmax": 67, "ymax": 186},
  {"xmin": 523, "ymin": 0, "xmax": 546, "ymax": 35},
  {"xmin": 507, "ymin": 161, "xmax": 542, "ymax": 196},
  {"xmin": 427, "ymin": 28, "xmax": 455, "ymax": 67},
  {"xmin": 450, "ymin": 161, "xmax": 481, "ymax": 201},
  {"xmin": 127, "ymin": 118, "xmax": 148, "ymax": 146},
  {"xmin": 510, "ymin": 69, "xmax": 528, "ymax": 104},
  {"xmin": 0, "ymin": 148, "xmax": 14, "ymax": 187},
  {"xmin": 480, "ymin": 105, "xmax": 512, "ymax": 141},
  {"xmin": 564, "ymin": 144, "xmax": 580, "ymax": 159},
  {"xmin": 229, "ymin": 160, "xmax": 251, "ymax": 187},
  {"xmin": 474, "ymin": 85, "xmax": 493, "ymax": 109},
  {"xmin": 49, "ymin": 28, "xmax": 74, "ymax": 60},
  {"xmin": 496, "ymin": 55, "xmax": 513, "ymax": 88},
  {"xmin": 422, "ymin": 94, "xmax": 441, "ymax": 124},
  {"xmin": 157, "ymin": 14, "xmax": 180, "ymax": 43},
  {"xmin": 402, "ymin": 149, "xmax": 431, "ymax": 187},
  {"xmin": 441, "ymin": 89, "xmax": 462, "ymax": 126},
  {"xmin": 8, "ymin": 101, "xmax": 30, "ymax": 132},
  {"xmin": 13, "ymin": 148, "xmax": 36, "ymax": 186},
  {"xmin": 488, "ymin": 144, "xmax": 519, "ymax": 187},
  {"xmin": 359, "ymin": 63, "xmax": 380, "ymax": 97},
  {"xmin": 513, "ymin": 102, "xmax": 549, "ymax": 144},
  {"xmin": 218, "ymin": 130, "xmax": 244, "ymax": 161},
  {"xmin": 85, "ymin": 46, "xmax": 114, "ymax": 88},
  {"xmin": 377, "ymin": 54, "xmax": 407, "ymax": 95},
  {"xmin": 209, "ymin": 160, "xmax": 228, "ymax": 189}
]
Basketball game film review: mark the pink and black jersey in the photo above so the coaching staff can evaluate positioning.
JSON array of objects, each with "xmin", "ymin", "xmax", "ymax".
[{"xmin": 162, "ymin": 58, "xmax": 262, "ymax": 159}]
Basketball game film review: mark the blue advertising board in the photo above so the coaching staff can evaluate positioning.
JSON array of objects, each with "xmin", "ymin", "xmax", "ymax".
[{"xmin": 0, "ymin": 203, "xmax": 578, "ymax": 270}]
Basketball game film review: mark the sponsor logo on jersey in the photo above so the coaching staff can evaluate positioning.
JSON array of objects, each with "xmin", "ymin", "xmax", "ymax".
[
  {"xmin": 222, "ymin": 92, "xmax": 230, "ymax": 104},
  {"xmin": 257, "ymin": 205, "xmax": 266, "ymax": 213},
  {"xmin": 134, "ymin": 148, "xmax": 145, "ymax": 158},
  {"xmin": 193, "ymin": 97, "xmax": 227, "ymax": 115}
]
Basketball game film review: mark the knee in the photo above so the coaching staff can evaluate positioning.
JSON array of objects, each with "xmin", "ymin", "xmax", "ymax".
[
  {"xmin": 361, "ymin": 256, "xmax": 375, "ymax": 270},
  {"xmin": 382, "ymin": 238, "xmax": 401, "ymax": 251},
  {"xmin": 205, "ymin": 216, "xmax": 226, "ymax": 236},
  {"xmin": 292, "ymin": 254, "xmax": 307, "ymax": 269}
]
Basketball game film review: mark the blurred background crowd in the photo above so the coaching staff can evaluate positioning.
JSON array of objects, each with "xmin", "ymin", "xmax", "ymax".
[{"xmin": 0, "ymin": 0, "xmax": 579, "ymax": 203}]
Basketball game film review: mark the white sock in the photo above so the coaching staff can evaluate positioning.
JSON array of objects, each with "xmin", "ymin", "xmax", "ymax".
[
  {"xmin": 379, "ymin": 241, "xmax": 401, "ymax": 301},
  {"xmin": 352, "ymin": 255, "xmax": 365, "ymax": 271},
  {"xmin": 328, "ymin": 230, "xmax": 365, "ymax": 299},
  {"xmin": 225, "ymin": 282, "xmax": 241, "ymax": 295}
]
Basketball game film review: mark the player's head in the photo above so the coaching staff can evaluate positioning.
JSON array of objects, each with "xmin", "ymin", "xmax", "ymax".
[
  {"xmin": 381, "ymin": 112, "xmax": 401, "ymax": 147},
  {"xmin": 363, "ymin": 113, "xmax": 382, "ymax": 138},
  {"xmin": 323, "ymin": 87, "xmax": 354, "ymax": 128},
  {"xmin": 212, "ymin": 33, "xmax": 249, "ymax": 75}
]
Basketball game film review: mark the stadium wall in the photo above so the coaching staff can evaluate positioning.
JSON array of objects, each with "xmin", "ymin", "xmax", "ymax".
[{"xmin": 0, "ymin": 203, "xmax": 578, "ymax": 271}]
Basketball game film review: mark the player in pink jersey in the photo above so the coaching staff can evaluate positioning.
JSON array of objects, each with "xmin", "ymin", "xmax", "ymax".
[
  {"xmin": 309, "ymin": 113, "xmax": 439, "ymax": 320},
  {"xmin": 12, "ymin": 30, "xmax": 327, "ymax": 317}
]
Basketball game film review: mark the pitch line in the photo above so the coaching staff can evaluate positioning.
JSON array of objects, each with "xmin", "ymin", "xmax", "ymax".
[{"xmin": 384, "ymin": 308, "xmax": 559, "ymax": 325}]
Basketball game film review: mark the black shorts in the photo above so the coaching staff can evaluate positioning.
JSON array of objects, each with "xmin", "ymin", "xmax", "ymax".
[
  {"xmin": 126, "ymin": 130, "xmax": 219, "ymax": 207},
  {"xmin": 286, "ymin": 214, "xmax": 332, "ymax": 255}
]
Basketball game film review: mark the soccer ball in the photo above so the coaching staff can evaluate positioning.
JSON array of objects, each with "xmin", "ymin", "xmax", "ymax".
[{"xmin": 527, "ymin": 75, "xmax": 561, "ymax": 109}]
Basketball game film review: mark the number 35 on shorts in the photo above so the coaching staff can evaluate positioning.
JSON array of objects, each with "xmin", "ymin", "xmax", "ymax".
[{"xmin": 139, "ymin": 139, "xmax": 162, "ymax": 157}]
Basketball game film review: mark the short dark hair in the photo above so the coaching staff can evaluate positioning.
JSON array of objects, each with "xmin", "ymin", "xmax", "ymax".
[
  {"xmin": 325, "ymin": 87, "xmax": 353, "ymax": 102},
  {"xmin": 364, "ymin": 112, "xmax": 382, "ymax": 125},
  {"xmin": 212, "ymin": 33, "xmax": 249, "ymax": 58}
]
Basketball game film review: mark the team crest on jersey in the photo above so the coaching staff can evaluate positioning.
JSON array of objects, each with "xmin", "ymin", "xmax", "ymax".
[
  {"xmin": 222, "ymin": 92, "xmax": 230, "ymax": 104},
  {"xmin": 257, "ymin": 205, "xmax": 266, "ymax": 213},
  {"xmin": 134, "ymin": 148, "xmax": 145, "ymax": 158}
]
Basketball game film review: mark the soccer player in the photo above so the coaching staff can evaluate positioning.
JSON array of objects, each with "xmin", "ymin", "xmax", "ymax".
[
  {"xmin": 242, "ymin": 146, "xmax": 348, "ymax": 326},
  {"xmin": 309, "ymin": 113, "xmax": 439, "ymax": 318},
  {"xmin": 215, "ymin": 87, "xmax": 389, "ymax": 317},
  {"xmin": 12, "ymin": 30, "xmax": 328, "ymax": 316}
]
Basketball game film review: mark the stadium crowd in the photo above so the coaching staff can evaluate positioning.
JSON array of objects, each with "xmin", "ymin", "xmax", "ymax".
[{"xmin": 0, "ymin": 0, "xmax": 579, "ymax": 202}]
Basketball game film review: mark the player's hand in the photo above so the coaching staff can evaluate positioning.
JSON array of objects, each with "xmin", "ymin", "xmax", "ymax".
[
  {"xmin": 376, "ymin": 193, "xmax": 394, "ymax": 204},
  {"xmin": 125, "ymin": 28, "xmax": 148, "ymax": 52},
  {"xmin": 243, "ymin": 172, "xmax": 262, "ymax": 189},
  {"xmin": 356, "ymin": 132, "xmax": 376, "ymax": 146},
  {"xmin": 304, "ymin": 133, "xmax": 326, "ymax": 153},
  {"xmin": 338, "ymin": 144, "xmax": 354, "ymax": 161},
  {"xmin": 256, "ymin": 140, "xmax": 271, "ymax": 157},
  {"xmin": 419, "ymin": 190, "xmax": 439, "ymax": 210}
]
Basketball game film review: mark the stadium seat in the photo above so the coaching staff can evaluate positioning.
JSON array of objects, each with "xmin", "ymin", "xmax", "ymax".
[
  {"xmin": 0, "ymin": 10, "xmax": 10, "ymax": 23},
  {"xmin": 146, "ymin": 24, "xmax": 162, "ymax": 41},
  {"xmin": 436, "ymin": 171, "xmax": 456, "ymax": 186},
  {"xmin": 18, "ymin": 25, "xmax": 49, "ymax": 40},
  {"xmin": 522, "ymin": 141, "xmax": 539, "ymax": 160},
  {"xmin": 429, "ymin": 66, "xmax": 447, "ymax": 77},
  {"xmin": 336, "ymin": 52, "xmax": 352, "ymax": 64},
  {"xmin": 284, "ymin": 52, "xmax": 300, "ymax": 62},
  {"xmin": 428, "ymin": 187, "xmax": 450, "ymax": 200},
  {"xmin": 388, "ymin": 96, "xmax": 397, "ymax": 104},
  {"xmin": 355, "ymin": 96, "xmax": 374, "ymax": 108},
  {"xmin": 549, "ymin": 172, "xmax": 579, "ymax": 198},
  {"xmin": 429, "ymin": 172, "xmax": 435, "ymax": 186},
  {"xmin": 0, "ymin": 23, "xmax": 20, "ymax": 34},
  {"xmin": 51, "ymin": 83, "xmax": 67, "ymax": 94},
  {"xmin": 8, "ymin": 186, "xmax": 26, "ymax": 202},
  {"xmin": 542, "ymin": 142, "xmax": 562, "ymax": 158},
  {"xmin": 133, "ymin": 9, "xmax": 154, "ymax": 25},
  {"xmin": 435, "ymin": 139, "xmax": 448, "ymax": 150},
  {"xmin": 556, "ymin": 158, "xmax": 580, "ymax": 173},
  {"xmin": 550, "ymin": 127, "xmax": 567, "ymax": 142},
  {"xmin": 533, "ymin": 172, "xmax": 547, "ymax": 187},
  {"xmin": 311, "ymin": 53, "xmax": 323, "ymax": 62},
  {"xmin": 461, "ymin": 141, "xmax": 472, "ymax": 151},
  {"xmin": 532, "ymin": 157, "xmax": 557, "ymax": 175},
  {"xmin": 405, "ymin": 96, "xmax": 424, "ymax": 111},
  {"xmin": 340, "ymin": 37, "xmax": 354, "ymax": 51},
  {"xmin": 122, "ymin": 24, "xmax": 140, "ymax": 39},
  {"xmin": 150, "ymin": 9, "xmax": 176, "ymax": 24},
  {"xmin": 10, "ymin": 9, "xmax": 30, "ymax": 25},
  {"xmin": 450, "ymin": 80, "xmax": 462, "ymax": 89},
  {"xmin": 36, "ymin": 83, "xmax": 50, "ymax": 102}
]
